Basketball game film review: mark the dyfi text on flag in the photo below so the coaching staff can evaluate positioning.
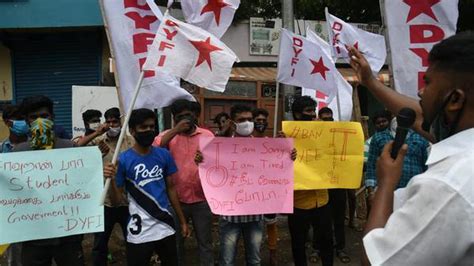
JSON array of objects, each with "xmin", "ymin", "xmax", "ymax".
[
  {"xmin": 143, "ymin": 14, "xmax": 239, "ymax": 92},
  {"xmin": 326, "ymin": 9, "xmax": 387, "ymax": 73},
  {"xmin": 277, "ymin": 29, "xmax": 338, "ymax": 102},
  {"xmin": 304, "ymin": 28, "xmax": 354, "ymax": 121},
  {"xmin": 181, "ymin": 0, "xmax": 240, "ymax": 38}
]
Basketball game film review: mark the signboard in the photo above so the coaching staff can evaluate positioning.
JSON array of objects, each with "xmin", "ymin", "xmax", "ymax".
[
  {"xmin": 0, "ymin": 147, "xmax": 104, "ymax": 244},
  {"xmin": 283, "ymin": 121, "xmax": 364, "ymax": 190},
  {"xmin": 198, "ymin": 137, "xmax": 294, "ymax": 215}
]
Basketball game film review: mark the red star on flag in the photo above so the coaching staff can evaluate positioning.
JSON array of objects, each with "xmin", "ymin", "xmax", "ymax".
[
  {"xmin": 201, "ymin": 0, "xmax": 230, "ymax": 26},
  {"xmin": 189, "ymin": 37, "xmax": 223, "ymax": 70},
  {"xmin": 309, "ymin": 57, "xmax": 330, "ymax": 80},
  {"xmin": 403, "ymin": 0, "xmax": 441, "ymax": 23}
]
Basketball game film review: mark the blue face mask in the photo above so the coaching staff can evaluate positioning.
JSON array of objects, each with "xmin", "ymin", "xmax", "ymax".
[{"xmin": 10, "ymin": 120, "xmax": 29, "ymax": 136}]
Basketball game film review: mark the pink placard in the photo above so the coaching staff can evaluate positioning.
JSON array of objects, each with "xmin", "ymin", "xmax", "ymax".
[{"xmin": 198, "ymin": 137, "xmax": 294, "ymax": 215}]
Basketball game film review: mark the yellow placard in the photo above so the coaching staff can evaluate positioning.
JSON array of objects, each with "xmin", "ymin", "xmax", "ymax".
[
  {"xmin": 0, "ymin": 244, "xmax": 8, "ymax": 255},
  {"xmin": 283, "ymin": 121, "xmax": 364, "ymax": 190}
]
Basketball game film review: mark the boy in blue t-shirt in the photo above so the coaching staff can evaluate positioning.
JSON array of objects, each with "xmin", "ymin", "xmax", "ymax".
[{"xmin": 115, "ymin": 108, "xmax": 190, "ymax": 266}]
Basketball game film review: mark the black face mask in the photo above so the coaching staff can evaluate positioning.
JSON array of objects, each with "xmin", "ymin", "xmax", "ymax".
[
  {"xmin": 254, "ymin": 122, "xmax": 268, "ymax": 133},
  {"xmin": 421, "ymin": 90, "xmax": 463, "ymax": 142},
  {"xmin": 300, "ymin": 114, "xmax": 316, "ymax": 121},
  {"xmin": 134, "ymin": 130, "xmax": 155, "ymax": 147}
]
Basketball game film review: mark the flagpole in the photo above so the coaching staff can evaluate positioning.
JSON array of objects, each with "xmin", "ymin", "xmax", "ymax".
[
  {"xmin": 100, "ymin": 71, "xmax": 146, "ymax": 205},
  {"xmin": 378, "ymin": 0, "xmax": 395, "ymax": 90},
  {"xmin": 335, "ymin": 90, "xmax": 342, "ymax": 121},
  {"xmin": 273, "ymin": 82, "xmax": 280, "ymax": 137}
]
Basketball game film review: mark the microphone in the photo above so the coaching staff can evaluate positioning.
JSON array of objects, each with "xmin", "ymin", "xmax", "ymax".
[{"xmin": 391, "ymin": 108, "xmax": 416, "ymax": 159}]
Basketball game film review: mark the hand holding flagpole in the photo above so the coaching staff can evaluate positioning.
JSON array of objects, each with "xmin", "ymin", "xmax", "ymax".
[{"xmin": 100, "ymin": 71, "xmax": 145, "ymax": 205}]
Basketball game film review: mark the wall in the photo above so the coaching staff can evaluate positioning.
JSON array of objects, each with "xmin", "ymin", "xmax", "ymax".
[
  {"xmin": 0, "ymin": 43, "xmax": 13, "ymax": 141},
  {"xmin": 0, "ymin": 0, "xmax": 103, "ymax": 28}
]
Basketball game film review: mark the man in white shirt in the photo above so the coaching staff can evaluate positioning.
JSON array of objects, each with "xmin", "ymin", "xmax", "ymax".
[{"xmin": 349, "ymin": 31, "xmax": 474, "ymax": 265}]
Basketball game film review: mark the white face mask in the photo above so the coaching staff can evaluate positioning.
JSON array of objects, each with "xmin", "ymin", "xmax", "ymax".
[
  {"xmin": 89, "ymin": 122, "xmax": 100, "ymax": 131},
  {"xmin": 107, "ymin": 127, "xmax": 121, "ymax": 137},
  {"xmin": 235, "ymin": 121, "xmax": 254, "ymax": 136}
]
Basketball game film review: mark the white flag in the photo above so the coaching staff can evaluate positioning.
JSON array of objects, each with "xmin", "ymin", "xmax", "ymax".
[
  {"xmin": 101, "ymin": 0, "xmax": 194, "ymax": 111},
  {"xmin": 277, "ymin": 29, "xmax": 338, "ymax": 102},
  {"xmin": 304, "ymin": 29, "xmax": 353, "ymax": 121},
  {"xmin": 143, "ymin": 14, "xmax": 239, "ymax": 92},
  {"xmin": 325, "ymin": 9, "xmax": 387, "ymax": 73},
  {"xmin": 384, "ymin": 0, "xmax": 458, "ymax": 98},
  {"xmin": 181, "ymin": 0, "xmax": 240, "ymax": 38}
]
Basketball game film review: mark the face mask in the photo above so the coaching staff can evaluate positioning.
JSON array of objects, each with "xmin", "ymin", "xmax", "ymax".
[
  {"xmin": 422, "ymin": 90, "xmax": 463, "ymax": 142},
  {"xmin": 300, "ymin": 114, "xmax": 316, "ymax": 121},
  {"xmin": 235, "ymin": 121, "xmax": 254, "ymax": 136},
  {"xmin": 30, "ymin": 118, "xmax": 55, "ymax": 150},
  {"xmin": 254, "ymin": 122, "xmax": 268, "ymax": 133},
  {"xmin": 88, "ymin": 122, "xmax": 100, "ymax": 131},
  {"xmin": 134, "ymin": 130, "xmax": 155, "ymax": 147},
  {"xmin": 10, "ymin": 120, "xmax": 29, "ymax": 136},
  {"xmin": 107, "ymin": 127, "xmax": 121, "ymax": 138}
]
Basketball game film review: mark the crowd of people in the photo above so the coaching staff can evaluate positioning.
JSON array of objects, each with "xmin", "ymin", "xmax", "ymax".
[{"xmin": 1, "ymin": 31, "xmax": 472, "ymax": 266}]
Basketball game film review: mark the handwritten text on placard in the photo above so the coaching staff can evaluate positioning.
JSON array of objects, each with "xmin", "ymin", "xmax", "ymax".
[
  {"xmin": 198, "ymin": 137, "xmax": 294, "ymax": 215},
  {"xmin": 0, "ymin": 147, "xmax": 104, "ymax": 244},
  {"xmin": 283, "ymin": 121, "xmax": 364, "ymax": 190}
]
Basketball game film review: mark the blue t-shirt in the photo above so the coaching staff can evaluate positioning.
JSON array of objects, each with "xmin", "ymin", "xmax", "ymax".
[{"xmin": 116, "ymin": 147, "xmax": 178, "ymax": 244}]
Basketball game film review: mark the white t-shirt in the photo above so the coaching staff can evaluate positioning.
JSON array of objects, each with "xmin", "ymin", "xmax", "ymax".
[{"xmin": 363, "ymin": 128, "xmax": 474, "ymax": 266}]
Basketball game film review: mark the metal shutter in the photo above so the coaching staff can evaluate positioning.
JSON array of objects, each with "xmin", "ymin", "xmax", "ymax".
[{"xmin": 11, "ymin": 31, "xmax": 101, "ymax": 135}]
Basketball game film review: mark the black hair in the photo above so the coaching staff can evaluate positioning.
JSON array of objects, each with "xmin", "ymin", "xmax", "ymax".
[
  {"xmin": 82, "ymin": 109, "xmax": 102, "ymax": 123},
  {"xmin": 318, "ymin": 107, "xmax": 333, "ymax": 117},
  {"xmin": 252, "ymin": 108, "xmax": 269, "ymax": 118},
  {"xmin": 230, "ymin": 104, "xmax": 253, "ymax": 120},
  {"xmin": 372, "ymin": 110, "xmax": 392, "ymax": 124},
  {"xmin": 104, "ymin": 107, "xmax": 121, "ymax": 120},
  {"xmin": 170, "ymin": 99, "xmax": 201, "ymax": 116},
  {"xmin": 20, "ymin": 95, "xmax": 54, "ymax": 116},
  {"xmin": 291, "ymin": 96, "xmax": 317, "ymax": 117},
  {"xmin": 213, "ymin": 112, "xmax": 230, "ymax": 124},
  {"xmin": 128, "ymin": 108, "xmax": 156, "ymax": 130},
  {"xmin": 429, "ymin": 31, "xmax": 474, "ymax": 74},
  {"xmin": 2, "ymin": 104, "xmax": 22, "ymax": 121}
]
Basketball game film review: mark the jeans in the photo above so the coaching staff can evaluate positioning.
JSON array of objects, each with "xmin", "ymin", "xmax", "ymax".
[
  {"xmin": 126, "ymin": 235, "xmax": 178, "ymax": 266},
  {"xmin": 288, "ymin": 205, "xmax": 333, "ymax": 266},
  {"xmin": 219, "ymin": 218, "xmax": 264, "ymax": 266},
  {"xmin": 92, "ymin": 206, "xmax": 129, "ymax": 266},
  {"xmin": 175, "ymin": 201, "xmax": 214, "ymax": 266}
]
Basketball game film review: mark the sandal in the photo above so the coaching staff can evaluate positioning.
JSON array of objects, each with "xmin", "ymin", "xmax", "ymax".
[
  {"xmin": 309, "ymin": 250, "xmax": 320, "ymax": 263},
  {"xmin": 336, "ymin": 249, "xmax": 351, "ymax": 263}
]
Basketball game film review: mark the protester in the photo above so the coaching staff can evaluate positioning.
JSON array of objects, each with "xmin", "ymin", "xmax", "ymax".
[
  {"xmin": 318, "ymin": 107, "xmax": 334, "ymax": 121},
  {"xmin": 289, "ymin": 96, "xmax": 334, "ymax": 266},
  {"xmin": 91, "ymin": 107, "xmax": 133, "ymax": 266},
  {"xmin": 363, "ymin": 110, "xmax": 392, "ymax": 217},
  {"xmin": 349, "ymin": 32, "xmax": 474, "ymax": 265},
  {"xmin": 1, "ymin": 104, "xmax": 28, "ymax": 153},
  {"xmin": 1, "ymin": 104, "xmax": 27, "ymax": 266},
  {"xmin": 74, "ymin": 110, "xmax": 110, "ymax": 155},
  {"xmin": 365, "ymin": 113, "xmax": 429, "ymax": 211},
  {"xmin": 213, "ymin": 112, "xmax": 230, "ymax": 136},
  {"xmin": 312, "ymin": 107, "xmax": 350, "ymax": 264},
  {"xmin": 153, "ymin": 100, "xmax": 215, "ymax": 266},
  {"xmin": 115, "ymin": 108, "xmax": 190, "ymax": 266},
  {"xmin": 13, "ymin": 95, "xmax": 84, "ymax": 265},
  {"xmin": 252, "ymin": 108, "xmax": 278, "ymax": 265}
]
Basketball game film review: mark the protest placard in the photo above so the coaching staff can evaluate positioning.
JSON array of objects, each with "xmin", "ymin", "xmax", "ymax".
[
  {"xmin": 198, "ymin": 137, "xmax": 294, "ymax": 215},
  {"xmin": 283, "ymin": 121, "xmax": 364, "ymax": 190},
  {"xmin": 0, "ymin": 147, "xmax": 104, "ymax": 244}
]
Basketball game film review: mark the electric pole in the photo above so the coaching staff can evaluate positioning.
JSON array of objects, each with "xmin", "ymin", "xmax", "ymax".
[{"xmin": 281, "ymin": 0, "xmax": 296, "ymax": 120}]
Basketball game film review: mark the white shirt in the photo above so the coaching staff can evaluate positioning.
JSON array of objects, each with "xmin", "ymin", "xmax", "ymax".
[{"xmin": 363, "ymin": 128, "xmax": 474, "ymax": 266}]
